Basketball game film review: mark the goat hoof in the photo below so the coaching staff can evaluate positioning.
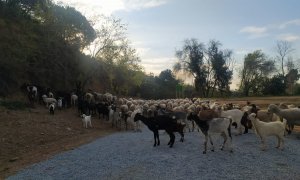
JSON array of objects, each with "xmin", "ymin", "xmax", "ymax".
[
  {"xmin": 211, "ymin": 149, "xmax": 214, "ymax": 152},
  {"xmin": 203, "ymin": 151, "xmax": 206, "ymax": 154}
]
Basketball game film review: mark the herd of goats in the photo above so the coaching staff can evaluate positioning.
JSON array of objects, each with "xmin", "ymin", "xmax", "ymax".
[{"xmin": 22, "ymin": 84, "xmax": 300, "ymax": 154}]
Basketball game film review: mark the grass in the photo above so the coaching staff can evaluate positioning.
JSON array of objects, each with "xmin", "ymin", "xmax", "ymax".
[{"xmin": 0, "ymin": 100, "xmax": 27, "ymax": 110}]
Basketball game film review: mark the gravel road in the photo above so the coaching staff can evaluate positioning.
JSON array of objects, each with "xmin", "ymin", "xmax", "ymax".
[{"xmin": 7, "ymin": 128, "xmax": 300, "ymax": 180}]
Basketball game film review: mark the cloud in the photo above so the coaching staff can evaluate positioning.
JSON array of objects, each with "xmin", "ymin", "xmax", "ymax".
[
  {"xmin": 279, "ymin": 19, "xmax": 300, "ymax": 29},
  {"xmin": 123, "ymin": 0, "xmax": 168, "ymax": 10},
  {"xmin": 277, "ymin": 34, "xmax": 300, "ymax": 42},
  {"xmin": 240, "ymin": 26, "xmax": 267, "ymax": 34},
  {"xmin": 135, "ymin": 47, "xmax": 151, "ymax": 57},
  {"xmin": 235, "ymin": 48, "xmax": 251, "ymax": 55},
  {"xmin": 54, "ymin": 0, "xmax": 168, "ymax": 15},
  {"xmin": 141, "ymin": 57, "xmax": 177, "ymax": 75},
  {"xmin": 239, "ymin": 26, "xmax": 268, "ymax": 38}
]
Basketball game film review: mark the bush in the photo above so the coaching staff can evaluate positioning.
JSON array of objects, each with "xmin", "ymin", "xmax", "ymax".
[{"xmin": 294, "ymin": 83, "xmax": 300, "ymax": 95}]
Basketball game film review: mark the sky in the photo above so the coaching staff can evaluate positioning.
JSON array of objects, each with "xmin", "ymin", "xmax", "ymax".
[{"xmin": 55, "ymin": 0, "xmax": 300, "ymax": 89}]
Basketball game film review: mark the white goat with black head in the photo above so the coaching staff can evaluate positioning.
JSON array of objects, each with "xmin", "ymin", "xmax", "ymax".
[{"xmin": 187, "ymin": 113, "xmax": 233, "ymax": 154}]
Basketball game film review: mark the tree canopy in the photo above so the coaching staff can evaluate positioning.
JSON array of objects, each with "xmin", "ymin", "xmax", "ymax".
[{"xmin": 174, "ymin": 39, "xmax": 233, "ymax": 97}]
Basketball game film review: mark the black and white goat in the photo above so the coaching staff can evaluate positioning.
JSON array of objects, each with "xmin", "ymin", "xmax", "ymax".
[
  {"xmin": 49, "ymin": 103, "xmax": 55, "ymax": 115},
  {"xmin": 187, "ymin": 113, "xmax": 233, "ymax": 154},
  {"xmin": 21, "ymin": 84, "xmax": 38, "ymax": 106}
]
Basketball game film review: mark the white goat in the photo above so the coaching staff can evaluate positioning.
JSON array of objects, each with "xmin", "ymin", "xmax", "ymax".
[
  {"xmin": 57, "ymin": 98, "xmax": 62, "ymax": 109},
  {"xmin": 268, "ymin": 104, "xmax": 300, "ymax": 134},
  {"xmin": 109, "ymin": 106, "xmax": 121, "ymax": 128},
  {"xmin": 129, "ymin": 108, "xmax": 143, "ymax": 132},
  {"xmin": 248, "ymin": 113, "xmax": 286, "ymax": 151},
  {"xmin": 216, "ymin": 108, "xmax": 245, "ymax": 135},
  {"xmin": 81, "ymin": 114, "xmax": 92, "ymax": 128},
  {"xmin": 71, "ymin": 94, "xmax": 78, "ymax": 107},
  {"xmin": 42, "ymin": 95, "xmax": 57, "ymax": 107},
  {"xmin": 48, "ymin": 92, "xmax": 54, "ymax": 98}
]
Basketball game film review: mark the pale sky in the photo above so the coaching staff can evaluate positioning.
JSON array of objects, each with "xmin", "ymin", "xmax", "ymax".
[{"xmin": 55, "ymin": 0, "xmax": 300, "ymax": 89}]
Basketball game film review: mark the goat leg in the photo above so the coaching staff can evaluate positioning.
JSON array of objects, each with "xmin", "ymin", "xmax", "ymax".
[
  {"xmin": 220, "ymin": 132, "xmax": 227, "ymax": 151},
  {"xmin": 153, "ymin": 133, "xmax": 157, "ymax": 147},
  {"xmin": 169, "ymin": 133, "xmax": 175, "ymax": 148},
  {"xmin": 203, "ymin": 136, "xmax": 208, "ymax": 154},
  {"xmin": 209, "ymin": 135, "xmax": 214, "ymax": 152},
  {"xmin": 261, "ymin": 138, "xmax": 266, "ymax": 151}
]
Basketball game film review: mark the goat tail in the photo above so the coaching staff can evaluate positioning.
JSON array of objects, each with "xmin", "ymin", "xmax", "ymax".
[{"xmin": 228, "ymin": 118, "xmax": 232, "ymax": 139}]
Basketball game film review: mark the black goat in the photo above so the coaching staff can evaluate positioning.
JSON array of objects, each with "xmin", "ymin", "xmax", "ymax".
[
  {"xmin": 240, "ymin": 112, "xmax": 252, "ymax": 134},
  {"xmin": 96, "ymin": 102, "xmax": 110, "ymax": 120},
  {"xmin": 134, "ymin": 113, "xmax": 185, "ymax": 148}
]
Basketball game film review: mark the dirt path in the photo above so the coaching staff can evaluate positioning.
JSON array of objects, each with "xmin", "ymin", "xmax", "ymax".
[{"xmin": 0, "ymin": 106, "xmax": 118, "ymax": 179}]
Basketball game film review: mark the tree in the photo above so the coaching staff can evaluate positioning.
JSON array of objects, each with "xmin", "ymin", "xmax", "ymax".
[
  {"xmin": 275, "ymin": 40, "xmax": 294, "ymax": 76},
  {"xmin": 44, "ymin": 5, "xmax": 96, "ymax": 51},
  {"xmin": 285, "ymin": 69, "xmax": 299, "ymax": 95},
  {"xmin": 239, "ymin": 50, "xmax": 276, "ymax": 96},
  {"xmin": 86, "ymin": 15, "xmax": 127, "ymax": 59},
  {"xmin": 0, "ymin": 0, "xmax": 97, "ymax": 95},
  {"xmin": 262, "ymin": 75, "xmax": 286, "ymax": 96},
  {"xmin": 174, "ymin": 38, "xmax": 206, "ymax": 96},
  {"xmin": 157, "ymin": 69, "xmax": 180, "ymax": 99},
  {"xmin": 207, "ymin": 40, "xmax": 233, "ymax": 97},
  {"xmin": 140, "ymin": 74, "xmax": 159, "ymax": 99},
  {"xmin": 174, "ymin": 39, "xmax": 233, "ymax": 97}
]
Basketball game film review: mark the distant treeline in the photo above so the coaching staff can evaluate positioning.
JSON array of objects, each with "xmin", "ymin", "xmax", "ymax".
[{"xmin": 0, "ymin": 0, "xmax": 299, "ymax": 99}]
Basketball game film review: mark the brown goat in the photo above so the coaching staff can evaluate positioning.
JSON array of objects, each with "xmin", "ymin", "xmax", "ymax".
[{"xmin": 198, "ymin": 109, "xmax": 219, "ymax": 120}]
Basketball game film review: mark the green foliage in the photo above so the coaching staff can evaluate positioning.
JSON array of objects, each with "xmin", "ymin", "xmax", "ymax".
[
  {"xmin": 139, "ymin": 69, "xmax": 182, "ymax": 99},
  {"xmin": 0, "ymin": 1, "xmax": 93, "ymax": 95},
  {"xmin": 262, "ymin": 75, "xmax": 286, "ymax": 96},
  {"xmin": 140, "ymin": 74, "xmax": 159, "ymax": 99},
  {"xmin": 294, "ymin": 84, "xmax": 300, "ymax": 95},
  {"xmin": 239, "ymin": 50, "xmax": 276, "ymax": 96},
  {"xmin": 45, "ymin": 5, "xmax": 96, "ymax": 50}
]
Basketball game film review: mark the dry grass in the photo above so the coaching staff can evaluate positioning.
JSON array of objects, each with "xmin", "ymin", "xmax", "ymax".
[{"xmin": 0, "ymin": 105, "xmax": 118, "ymax": 179}]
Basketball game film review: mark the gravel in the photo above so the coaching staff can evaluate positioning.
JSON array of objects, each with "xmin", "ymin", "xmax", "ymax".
[{"xmin": 7, "ymin": 128, "xmax": 300, "ymax": 180}]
